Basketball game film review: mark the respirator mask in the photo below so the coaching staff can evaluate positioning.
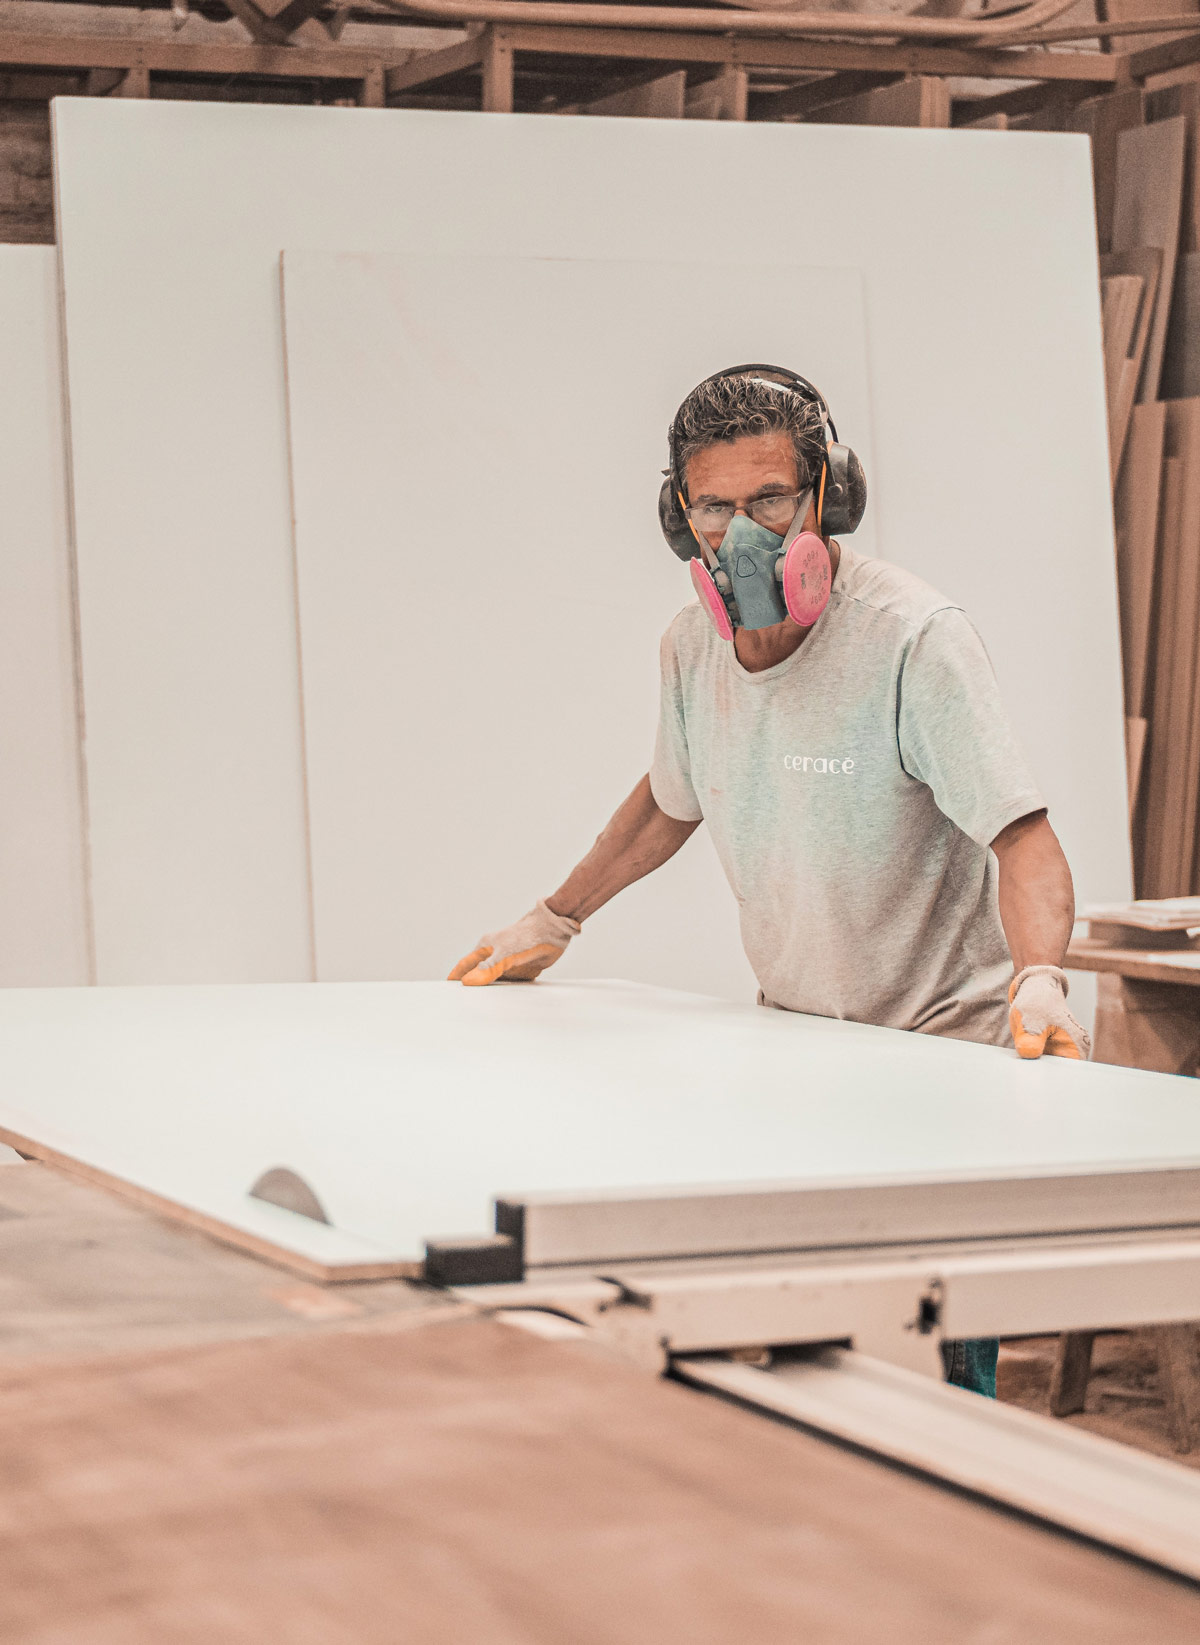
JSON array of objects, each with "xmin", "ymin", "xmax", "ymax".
[{"xmin": 688, "ymin": 492, "xmax": 832, "ymax": 639}]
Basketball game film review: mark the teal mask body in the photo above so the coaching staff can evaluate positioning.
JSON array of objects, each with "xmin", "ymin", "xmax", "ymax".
[{"xmin": 714, "ymin": 513, "xmax": 788, "ymax": 631}]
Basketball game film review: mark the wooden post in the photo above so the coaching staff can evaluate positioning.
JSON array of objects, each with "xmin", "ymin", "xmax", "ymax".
[
  {"xmin": 1158, "ymin": 1323, "xmax": 1200, "ymax": 1453},
  {"xmin": 1049, "ymin": 1331, "xmax": 1096, "ymax": 1416},
  {"xmin": 117, "ymin": 66, "xmax": 151, "ymax": 98},
  {"xmin": 360, "ymin": 64, "xmax": 385, "ymax": 108},
  {"xmin": 714, "ymin": 65, "xmax": 748, "ymax": 121},
  {"xmin": 482, "ymin": 26, "xmax": 514, "ymax": 115}
]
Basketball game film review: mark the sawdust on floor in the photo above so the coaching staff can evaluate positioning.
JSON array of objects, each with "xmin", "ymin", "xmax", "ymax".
[{"xmin": 998, "ymin": 1329, "xmax": 1200, "ymax": 1467}]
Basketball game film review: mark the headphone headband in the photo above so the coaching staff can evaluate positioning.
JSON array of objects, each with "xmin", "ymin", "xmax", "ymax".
[{"xmin": 667, "ymin": 362, "xmax": 839, "ymax": 490}]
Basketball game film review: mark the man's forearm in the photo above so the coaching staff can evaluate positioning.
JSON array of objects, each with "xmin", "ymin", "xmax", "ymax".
[
  {"xmin": 544, "ymin": 775, "xmax": 701, "ymax": 924},
  {"xmin": 992, "ymin": 811, "xmax": 1075, "ymax": 974}
]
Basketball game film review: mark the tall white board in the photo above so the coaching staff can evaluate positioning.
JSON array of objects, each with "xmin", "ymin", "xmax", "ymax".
[
  {"xmin": 282, "ymin": 251, "xmax": 873, "ymax": 992},
  {"xmin": 0, "ymin": 247, "xmax": 90, "ymax": 986},
  {"xmin": 51, "ymin": 101, "xmax": 1129, "ymax": 988}
]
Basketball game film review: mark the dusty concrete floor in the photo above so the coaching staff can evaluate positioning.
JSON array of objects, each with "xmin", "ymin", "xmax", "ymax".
[{"xmin": 998, "ymin": 1330, "xmax": 1200, "ymax": 1467}]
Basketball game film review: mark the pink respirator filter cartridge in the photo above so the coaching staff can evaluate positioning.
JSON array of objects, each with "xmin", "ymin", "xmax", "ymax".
[
  {"xmin": 690, "ymin": 558, "xmax": 735, "ymax": 642},
  {"xmin": 782, "ymin": 532, "xmax": 832, "ymax": 628}
]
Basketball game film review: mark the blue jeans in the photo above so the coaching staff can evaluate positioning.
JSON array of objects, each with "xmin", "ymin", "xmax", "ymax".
[{"xmin": 941, "ymin": 1338, "xmax": 998, "ymax": 1398}]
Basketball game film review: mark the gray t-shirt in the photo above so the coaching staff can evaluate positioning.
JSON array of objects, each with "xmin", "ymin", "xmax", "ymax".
[{"xmin": 649, "ymin": 544, "xmax": 1046, "ymax": 1047}]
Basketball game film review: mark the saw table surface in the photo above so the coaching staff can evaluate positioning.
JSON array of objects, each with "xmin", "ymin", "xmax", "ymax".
[
  {"xmin": 1, "ymin": 979, "xmax": 1197, "ymax": 1272},
  {"xmin": 8, "ymin": 1310, "xmax": 1200, "ymax": 1645}
]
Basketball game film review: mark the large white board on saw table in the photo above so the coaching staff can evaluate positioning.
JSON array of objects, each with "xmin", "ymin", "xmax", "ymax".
[
  {"xmin": 51, "ymin": 100, "xmax": 1129, "ymax": 987},
  {"xmin": 0, "ymin": 247, "xmax": 90, "ymax": 987},
  {"xmin": 0, "ymin": 979, "xmax": 1196, "ymax": 1274},
  {"xmin": 281, "ymin": 251, "xmax": 875, "ymax": 991}
]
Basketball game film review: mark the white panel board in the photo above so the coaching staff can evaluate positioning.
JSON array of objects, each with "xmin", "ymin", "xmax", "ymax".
[
  {"xmin": 0, "ymin": 978, "xmax": 1195, "ymax": 1272},
  {"xmin": 282, "ymin": 252, "xmax": 872, "ymax": 992},
  {"xmin": 51, "ymin": 102, "xmax": 1129, "ymax": 992},
  {"xmin": 0, "ymin": 246, "xmax": 90, "ymax": 986}
]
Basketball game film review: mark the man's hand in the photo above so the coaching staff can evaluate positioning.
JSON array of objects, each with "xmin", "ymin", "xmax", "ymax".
[
  {"xmin": 448, "ymin": 776, "xmax": 698, "ymax": 987},
  {"xmin": 992, "ymin": 813, "xmax": 1086, "ymax": 1058},
  {"xmin": 1008, "ymin": 964, "xmax": 1091, "ymax": 1060},
  {"xmin": 448, "ymin": 899, "xmax": 581, "ymax": 986}
]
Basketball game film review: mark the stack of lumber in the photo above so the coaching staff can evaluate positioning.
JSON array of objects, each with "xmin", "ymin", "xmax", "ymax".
[
  {"xmin": 1072, "ymin": 85, "xmax": 1200, "ymax": 894},
  {"xmin": 966, "ymin": 71, "xmax": 1200, "ymax": 892},
  {"xmin": 1083, "ymin": 894, "xmax": 1200, "ymax": 946}
]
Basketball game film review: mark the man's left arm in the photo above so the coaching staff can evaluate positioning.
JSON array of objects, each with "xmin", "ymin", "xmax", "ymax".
[{"xmin": 992, "ymin": 810, "xmax": 1090, "ymax": 1061}]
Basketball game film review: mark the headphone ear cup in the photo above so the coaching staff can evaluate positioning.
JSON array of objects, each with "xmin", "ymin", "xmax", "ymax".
[
  {"xmin": 820, "ymin": 445, "xmax": 868, "ymax": 537},
  {"xmin": 659, "ymin": 477, "xmax": 701, "ymax": 561}
]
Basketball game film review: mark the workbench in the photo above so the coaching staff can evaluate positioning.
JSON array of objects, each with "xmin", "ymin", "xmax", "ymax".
[
  {"xmin": 1056, "ymin": 939, "xmax": 1200, "ymax": 1435},
  {"xmin": 1068, "ymin": 937, "xmax": 1200, "ymax": 1074}
]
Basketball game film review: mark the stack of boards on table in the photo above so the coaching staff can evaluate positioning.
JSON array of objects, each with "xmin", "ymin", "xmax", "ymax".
[
  {"xmin": 1082, "ymin": 895, "xmax": 1200, "ymax": 956},
  {"xmin": 1081, "ymin": 84, "xmax": 1200, "ymax": 895},
  {"xmin": 0, "ymin": 99, "xmax": 1129, "ymax": 1002}
]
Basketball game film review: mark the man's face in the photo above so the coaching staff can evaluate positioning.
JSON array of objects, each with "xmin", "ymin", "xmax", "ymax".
[{"xmin": 684, "ymin": 431, "xmax": 804, "ymax": 553}]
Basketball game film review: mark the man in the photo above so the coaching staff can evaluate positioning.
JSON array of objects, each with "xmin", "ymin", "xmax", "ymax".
[{"xmin": 449, "ymin": 366, "xmax": 1089, "ymax": 1398}]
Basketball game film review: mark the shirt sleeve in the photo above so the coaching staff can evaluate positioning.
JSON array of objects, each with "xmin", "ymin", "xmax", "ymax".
[
  {"xmin": 649, "ymin": 626, "xmax": 704, "ymax": 823},
  {"xmin": 897, "ymin": 607, "xmax": 1046, "ymax": 848}
]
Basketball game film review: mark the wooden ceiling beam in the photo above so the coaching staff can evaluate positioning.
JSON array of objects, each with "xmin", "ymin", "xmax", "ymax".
[
  {"xmin": 495, "ymin": 25, "xmax": 1121, "ymax": 85},
  {"xmin": 0, "ymin": 22, "xmax": 1123, "ymax": 92},
  {"xmin": 1125, "ymin": 30, "xmax": 1200, "ymax": 80},
  {"xmin": 0, "ymin": 27, "xmax": 406, "ymax": 77}
]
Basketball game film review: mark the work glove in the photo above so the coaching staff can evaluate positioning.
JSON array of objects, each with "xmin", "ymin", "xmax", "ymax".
[
  {"xmin": 1008, "ymin": 964, "xmax": 1091, "ymax": 1061},
  {"xmin": 447, "ymin": 898, "xmax": 581, "ymax": 986}
]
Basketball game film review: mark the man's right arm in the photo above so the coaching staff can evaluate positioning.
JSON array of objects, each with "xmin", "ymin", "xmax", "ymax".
[
  {"xmin": 447, "ymin": 776, "xmax": 700, "ymax": 985},
  {"xmin": 545, "ymin": 774, "xmax": 701, "ymax": 924}
]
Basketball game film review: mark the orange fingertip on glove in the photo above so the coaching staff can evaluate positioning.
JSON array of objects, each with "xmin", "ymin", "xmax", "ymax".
[
  {"xmin": 1007, "ymin": 964, "xmax": 1091, "ymax": 1061},
  {"xmin": 447, "ymin": 944, "xmax": 492, "ymax": 983},
  {"xmin": 1009, "ymin": 1009, "xmax": 1085, "ymax": 1060},
  {"xmin": 450, "ymin": 942, "xmax": 565, "ymax": 986}
]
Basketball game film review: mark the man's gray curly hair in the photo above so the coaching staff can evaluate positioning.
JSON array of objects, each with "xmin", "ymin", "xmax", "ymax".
[{"xmin": 673, "ymin": 372, "xmax": 827, "ymax": 497}]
